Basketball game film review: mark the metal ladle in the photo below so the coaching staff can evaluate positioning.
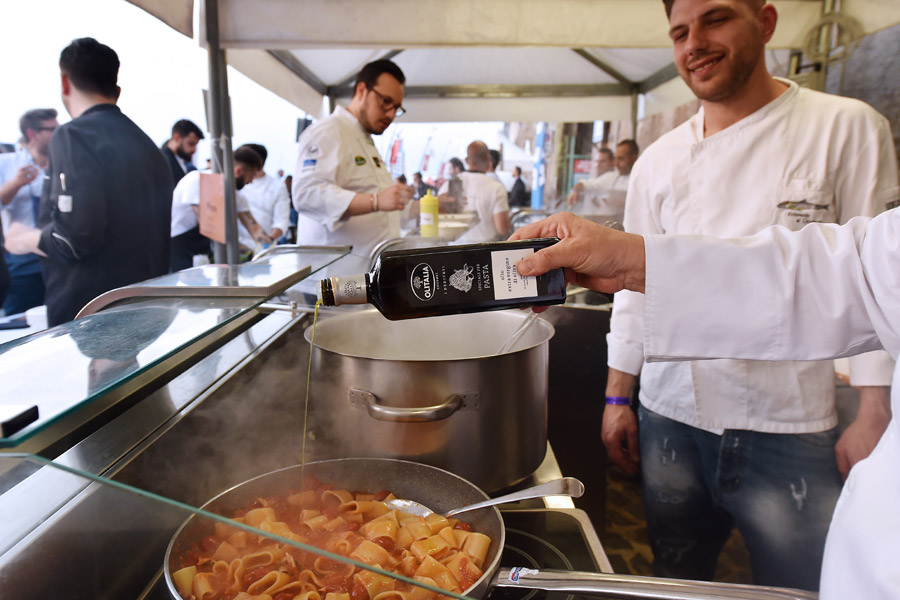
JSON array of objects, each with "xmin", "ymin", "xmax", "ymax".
[{"xmin": 385, "ymin": 477, "xmax": 584, "ymax": 518}]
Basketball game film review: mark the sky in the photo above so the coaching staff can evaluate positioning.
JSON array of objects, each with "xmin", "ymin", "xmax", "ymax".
[{"xmin": 0, "ymin": 0, "xmax": 510, "ymax": 182}]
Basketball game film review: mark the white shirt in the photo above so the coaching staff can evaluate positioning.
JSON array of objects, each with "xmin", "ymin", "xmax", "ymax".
[
  {"xmin": 641, "ymin": 209, "xmax": 900, "ymax": 599},
  {"xmin": 454, "ymin": 171, "xmax": 510, "ymax": 244},
  {"xmin": 292, "ymin": 105, "xmax": 396, "ymax": 275},
  {"xmin": 170, "ymin": 170, "xmax": 250, "ymax": 237},
  {"xmin": 609, "ymin": 79, "xmax": 898, "ymax": 434},
  {"xmin": 238, "ymin": 172, "xmax": 291, "ymax": 249},
  {"xmin": 0, "ymin": 147, "xmax": 47, "ymax": 231},
  {"xmin": 580, "ymin": 170, "xmax": 629, "ymax": 223}
]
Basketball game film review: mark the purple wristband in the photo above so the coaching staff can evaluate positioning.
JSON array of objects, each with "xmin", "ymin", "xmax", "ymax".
[{"xmin": 605, "ymin": 396, "xmax": 631, "ymax": 406}]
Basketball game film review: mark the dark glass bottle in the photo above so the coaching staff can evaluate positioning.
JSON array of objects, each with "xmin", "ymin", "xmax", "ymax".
[{"xmin": 318, "ymin": 238, "xmax": 566, "ymax": 320}]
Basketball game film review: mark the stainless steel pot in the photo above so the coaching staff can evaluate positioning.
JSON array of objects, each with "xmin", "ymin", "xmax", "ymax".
[
  {"xmin": 302, "ymin": 309, "xmax": 554, "ymax": 492},
  {"xmin": 164, "ymin": 459, "xmax": 817, "ymax": 600}
]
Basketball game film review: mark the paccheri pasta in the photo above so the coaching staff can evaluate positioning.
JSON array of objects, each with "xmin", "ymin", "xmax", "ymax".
[{"xmin": 172, "ymin": 479, "xmax": 491, "ymax": 600}]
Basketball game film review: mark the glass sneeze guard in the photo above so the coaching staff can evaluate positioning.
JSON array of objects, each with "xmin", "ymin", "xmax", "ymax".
[{"xmin": 0, "ymin": 247, "xmax": 349, "ymax": 448}]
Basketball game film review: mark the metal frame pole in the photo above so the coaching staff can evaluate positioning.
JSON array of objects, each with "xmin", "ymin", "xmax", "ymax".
[{"xmin": 204, "ymin": 0, "xmax": 239, "ymax": 265}]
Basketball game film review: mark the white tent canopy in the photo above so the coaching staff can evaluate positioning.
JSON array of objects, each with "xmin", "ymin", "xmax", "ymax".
[{"xmin": 128, "ymin": 0, "xmax": 900, "ymax": 122}]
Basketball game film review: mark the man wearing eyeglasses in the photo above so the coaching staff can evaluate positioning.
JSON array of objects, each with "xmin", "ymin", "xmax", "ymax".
[
  {"xmin": 292, "ymin": 59, "xmax": 415, "ymax": 276},
  {"xmin": 0, "ymin": 108, "xmax": 58, "ymax": 315}
]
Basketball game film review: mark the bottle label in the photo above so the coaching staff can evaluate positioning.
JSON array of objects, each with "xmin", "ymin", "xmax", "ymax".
[
  {"xmin": 410, "ymin": 263, "xmax": 437, "ymax": 302},
  {"xmin": 420, "ymin": 212, "xmax": 435, "ymax": 226},
  {"xmin": 407, "ymin": 249, "xmax": 539, "ymax": 304},
  {"xmin": 491, "ymin": 249, "xmax": 539, "ymax": 300}
]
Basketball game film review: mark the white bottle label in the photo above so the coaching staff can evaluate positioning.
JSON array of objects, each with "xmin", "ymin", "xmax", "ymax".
[
  {"xmin": 491, "ymin": 249, "xmax": 538, "ymax": 300},
  {"xmin": 420, "ymin": 213, "xmax": 435, "ymax": 226}
]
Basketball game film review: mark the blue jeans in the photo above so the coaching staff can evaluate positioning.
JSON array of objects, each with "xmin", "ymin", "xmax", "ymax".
[
  {"xmin": 2, "ymin": 252, "xmax": 44, "ymax": 316},
  {"xmin": 638, "ymin": 404, "xmax": 842, "ymax": 591}
]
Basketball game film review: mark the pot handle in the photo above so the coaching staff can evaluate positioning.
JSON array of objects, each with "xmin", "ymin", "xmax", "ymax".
[
  {"xmin": 493, "ymin": 568, "xmax": 818, "ymax": 600},
  {"xmin": 349, "ymin": 389, "xmax": 476, "ymax": 423}
]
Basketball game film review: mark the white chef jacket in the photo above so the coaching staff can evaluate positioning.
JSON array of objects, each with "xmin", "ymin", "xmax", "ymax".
[
  {"xmin": 642, "ymin": 208, "xmax": 900, "ymax": 599},
  {"xmin": 238, "ymin": 173, "xmax": 291, "ymax": 249},
  {"xmin": 454, "ymin": 171, "xmax": 509, "ymax": 244},
  {"xmin": 580, "ymin": 170, "xmax": 629, "ymax": 223},
  {"xmin": 292, "ymin": 105, "xmax": 396, "ymax": 276},
  {"xmin": 608, "ymin": 78, "xmax": 898, "ymax": 434},
  {"xmin": 170, "ymin": 170, "xmax": 250, "ymax": 237}
]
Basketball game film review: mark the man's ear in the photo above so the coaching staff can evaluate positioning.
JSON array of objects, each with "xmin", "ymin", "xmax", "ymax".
[
  {"xmin": 114, "ymin": 85, "xmax": 121, "ymax": 102},
  {"xmin": 354, "ymin": 80, "xmax": 367, "ymax": 101},
  {"xmin": 60, "ymin": 73, "xmax": 71, "ymax": 97},
  {"xmin": 759, "ymin": 3, "xmax": 778, "ymax": 44}
]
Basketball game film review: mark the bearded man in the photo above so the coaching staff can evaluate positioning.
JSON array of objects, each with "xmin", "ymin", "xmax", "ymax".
[
  {"xmin": 292, "ymin": 59, "xmax": 414, "ymax": 276},
  {"xmin": 161, "ymin": 119, "xmax": 204, "ymax": 186},
  {"xmin": 600, "ymin": 0, "xmax": 898, "ymax": 590}
]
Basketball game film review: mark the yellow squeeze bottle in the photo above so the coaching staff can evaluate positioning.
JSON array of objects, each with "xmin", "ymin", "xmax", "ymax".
[{"xmin": 420, "ymin": 189, "xmax": 439, "ymax": 237}]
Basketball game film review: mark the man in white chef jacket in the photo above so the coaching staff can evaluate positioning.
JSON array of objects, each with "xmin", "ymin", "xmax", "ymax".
[
  {"xmin": 600, "ymin": 0, "xmax": 897, "ymax": 590},
  {"xmin": 566, "ymin": 141, "xmax": 637, "ymax": 224},
  {"xmin": 292, "ymin": 59, "xmax": 414, "ymax": 276},
  {"xmin": 510, "ymin": 206, "xmax": 900, "ymax": 599}
]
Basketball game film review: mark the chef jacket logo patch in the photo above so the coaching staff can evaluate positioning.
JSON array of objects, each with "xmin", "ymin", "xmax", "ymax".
[
  {"xmin": 410, "ymin": 263, "xmax": 436, "ymax": 302},
  {"xmin": 304, "ymin": 143, "xmax": 320, "ymax": 157},
  {"xmin": 776, "ymin": 200, "xmax": 829, "ymax": 211},
  {"xmin": 302, "ymin": 158, "xmax": 317, "ymax": 170},
  {"xmin": 354, "ymin": 155, "xmax": 366, "ymax": 166},
  {"xmin": 449, "ymin": 264, "xmax": 475, "ymax": 293},
  {"xmin": 373, "ymin": 156, "xmax": 382, "ymax": 168}
]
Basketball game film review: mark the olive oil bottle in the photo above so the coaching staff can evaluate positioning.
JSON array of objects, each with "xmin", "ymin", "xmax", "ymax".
[{"xmin": 318, "ymin": 238, "xmax": 566, "ymax": 320}]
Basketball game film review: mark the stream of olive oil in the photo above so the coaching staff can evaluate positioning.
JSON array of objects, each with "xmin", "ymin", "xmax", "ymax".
[{"xmin": 300, "ymin": 299, "xmax": 321, "ymax": 489}]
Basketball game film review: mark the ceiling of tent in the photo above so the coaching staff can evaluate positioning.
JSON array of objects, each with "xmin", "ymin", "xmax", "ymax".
[{"xmin": 127, "ymin": 0, "xmax": 900, "ymax": 122}]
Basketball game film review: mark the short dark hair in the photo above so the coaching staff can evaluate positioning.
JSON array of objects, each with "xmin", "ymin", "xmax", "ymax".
[
  {"xmin": 172, "ymin": 119, "xmax": 204, "ymax": 140},
  {"xmin": 488, "ymin": 149, "xmax": 500, "ymax": 169},
  {"xmin": 617, "ymin": 139, "xmax": 639, "ymax": 156},
  {"xmin": 234, "ymin": 145, "xmax": 264, "ymax": 170},
  {"xmin": 413, "ymin": 171, "xmax": 422, "ymax": 179},
  {"xmin": 663, "ymin": 0, "xmax": 763, "ymax": 17},
  {"xmin": 449, "ymin": 157, "xmax": 465, "ymax": 173},
  {"xmin": 598, "ymin": 147, "xmax": 614, "ymax": 161},
  {"xmin": 59, "ymin": 37, "xmax": 119, "ymax": 98},
  {"xmin": 19, "ymin": 108, "xmax": 58, "ymax": 139},
  {"xmin": 244, "ymin": 143, "xmax": 268, "ymax": 164},
  {"xmin": 355, "ymin": 59, "xmax": 406, "ymax": 90},
  {"xmin": 513, "ymin": 166, "xmax": 522, "ymax": 177}
]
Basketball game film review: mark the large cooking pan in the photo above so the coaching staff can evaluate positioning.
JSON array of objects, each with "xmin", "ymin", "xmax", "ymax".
[{"xmin": 164, "ymin": 458, "xmax": 816, "ymax": 600}]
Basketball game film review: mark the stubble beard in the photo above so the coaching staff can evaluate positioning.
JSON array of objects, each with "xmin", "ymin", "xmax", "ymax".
[{"xmin": 687, "ymin": 42, "xmax": 761, "ymax": 103}]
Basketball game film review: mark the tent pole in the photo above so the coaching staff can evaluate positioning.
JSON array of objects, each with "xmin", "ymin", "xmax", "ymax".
[
  {"xmin": 205, "ymin": 0, "xmax": 240, "ymax": 265},
  {"xmin": 630, "ymin": 89, "xmax": 639, "ymax": 140}
]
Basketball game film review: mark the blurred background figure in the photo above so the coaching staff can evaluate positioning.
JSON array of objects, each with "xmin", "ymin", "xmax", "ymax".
[
  {"xmin": 487, "ymin": 148, "xmax": 501, "ymax": 183},
  {"xmin": 450, "ymin": 140, "xmax": 510, "ymax": 243},
  {"xmin": 412, "ymin": 171, "xmax": 432, "ymax": 200},
  {"xmin": 160, "ymin": 118, "xmax": 204, "ymax": 187},
  {"xmin": 0, "ymin": 108, "xmax": 58, "ymax": 315},
  {"xmin": 238, "ymin": 143, "xmax": 290, "ymax": 249},
  {"xmin": 508, "ymin": 166, "xmax": 530, "ymax": 208}
]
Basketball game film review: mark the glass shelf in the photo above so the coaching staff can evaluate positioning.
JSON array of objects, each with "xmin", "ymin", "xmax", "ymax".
[{"xmin": 0, "ymin": 246, "xmax": 349, "ymax": 448}]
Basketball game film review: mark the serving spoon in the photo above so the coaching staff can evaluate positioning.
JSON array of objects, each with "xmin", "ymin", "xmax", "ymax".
[{"xmin": 385, "ymin": 477, "xmax": 584, "ymax": 518}]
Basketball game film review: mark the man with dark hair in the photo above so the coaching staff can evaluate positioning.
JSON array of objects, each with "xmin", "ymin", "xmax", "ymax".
[
  {"xmin": 448, "ymin": 157, "xmax": 465, "ymax": 177},
  {"xmin": 293, "ymin": 59, "xmax": 414, "ymax": 276},
  {"xmin": 3, "ymin": 38, "xmax": 172, "ymax": 326},
  {"xmin": 509, "ymin": 166, "xmax": 530, "ymax": 208},
  {"xmin": 486, "ymin": 149, "xmax": 502, "ymax": 183},
  {"xmin": 238, "ymin": 143, "xmax": 290, "ymax": 250},
  {"xmin": 601, "ymin": 0, "xmax": 897, "ymax": 590},
  {"xmin": 0, "ymin": 108, "xmax": 58, "ymax": 315},
  {"xmin": 567, "ymin": 139, "xmax": 638, "ymax": 223},
  {"xmin": 170, "ymin": 145, "xmax": 272, "ymax": 270},
  {"xmin": 412, "ymin": 171, "xmax": 432, "ymax": 200},
  {"xmin": 161, "ymin": 118, "xmax": 204, "ymax": 186}
]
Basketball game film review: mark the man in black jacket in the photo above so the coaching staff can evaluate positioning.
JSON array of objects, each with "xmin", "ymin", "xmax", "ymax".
[
  {"xmin": 161, "ymin": 119, "xmax": 204, "ymax": 186},
  {"xmin": 3, "ymin": 38, "xmax": 172, "ymax": 326}
]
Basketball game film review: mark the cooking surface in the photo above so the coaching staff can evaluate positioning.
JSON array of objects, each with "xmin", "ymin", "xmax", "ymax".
[{"xmin": 489, "ymin": 510, "xmax": 607, "ymax": 600}]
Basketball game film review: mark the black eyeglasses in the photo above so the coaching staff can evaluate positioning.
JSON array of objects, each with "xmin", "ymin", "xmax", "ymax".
[{"xmin": 368, "ymin": 87, "xmax": 406, "ymax": 117}]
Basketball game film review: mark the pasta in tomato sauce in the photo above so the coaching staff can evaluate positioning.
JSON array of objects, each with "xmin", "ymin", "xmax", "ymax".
[{"xmin": 172, "ymin": 479, "xmax": 490, "ymax": 600}]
